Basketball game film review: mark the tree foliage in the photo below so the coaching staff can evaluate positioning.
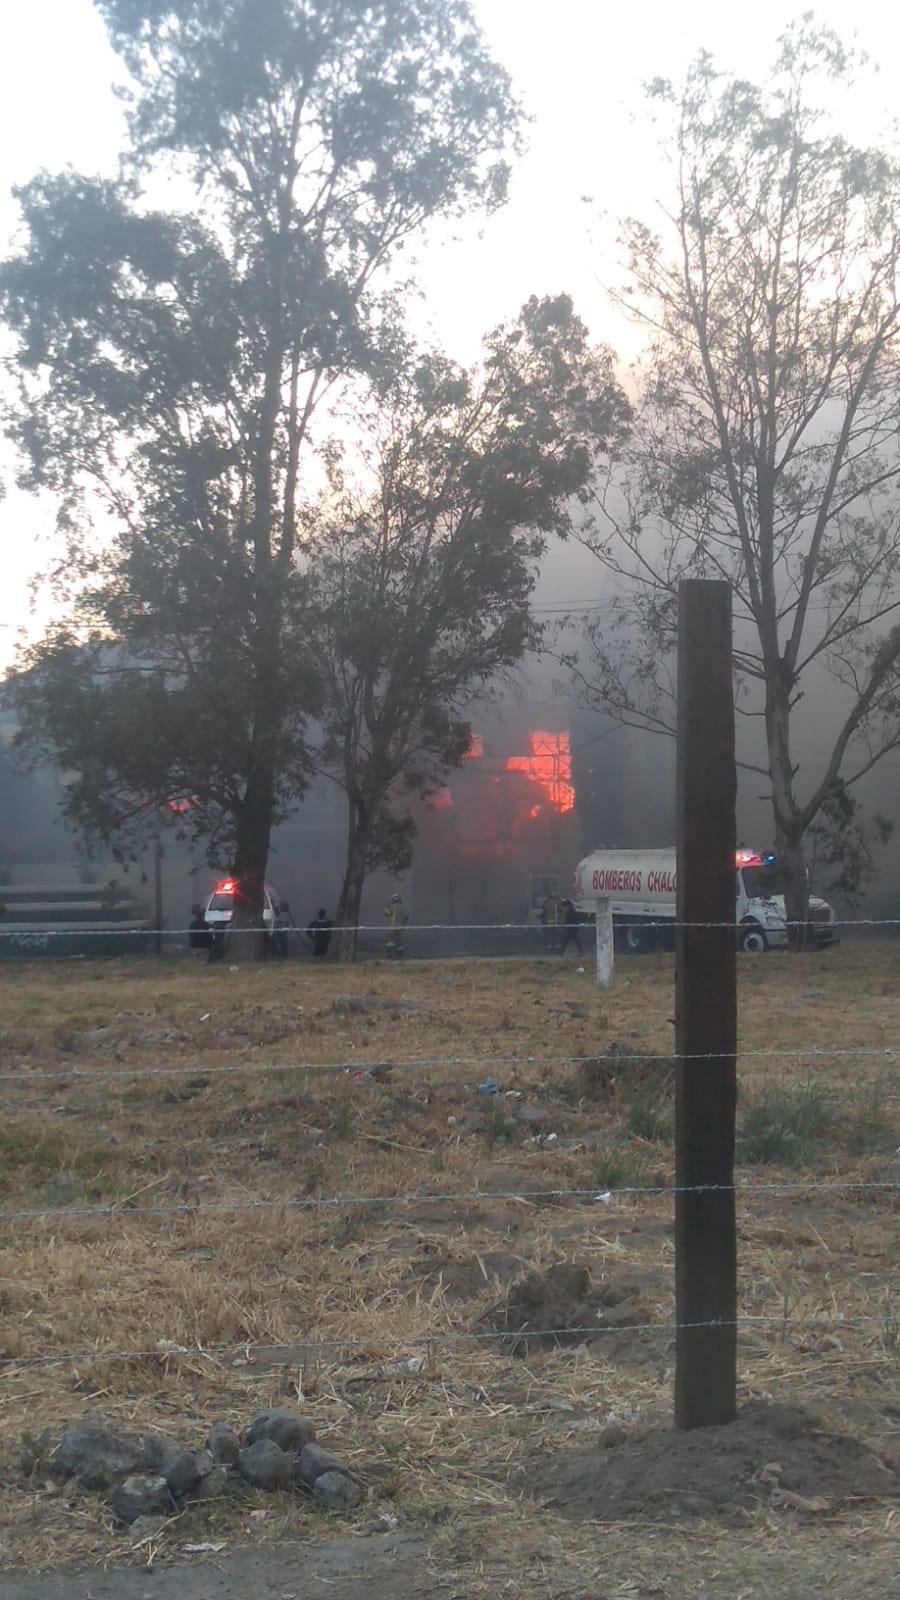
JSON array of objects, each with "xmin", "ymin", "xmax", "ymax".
[
  {"xmin": 807, "ymin": 784, "xmax": 893, "ymax": 908},
  {"xmin": 572, "ymin": 22, "xmax": 900, "ymax": 932},
  {"xmin": 0, "ymin": 0, "xmax": 521, "ymax": 923},
  {"xmin": 307, "ymin": 295, "xmax": 629, "ymax": 951}
]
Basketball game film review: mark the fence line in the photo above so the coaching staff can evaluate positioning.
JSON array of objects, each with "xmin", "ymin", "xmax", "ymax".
[
  {"xmin": 2, "ymin": 918, "xmax": 900, "ymax": 940},
  {"xmin": 4, "ymin": 1045, "xmax": 900, "ymax": 1086},
  {"xmin": 0, "ymin": 1311, "xmax": 886, "ymax": 1372},
  {"xmin": 0, "ymin": 1176, "xmax": 896, "ymax": 1228}
]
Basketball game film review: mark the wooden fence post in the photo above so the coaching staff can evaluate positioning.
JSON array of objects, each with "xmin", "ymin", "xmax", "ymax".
[{"xmin": 675, "ymin": 578, "xmax": 738, "ymax": 1430}]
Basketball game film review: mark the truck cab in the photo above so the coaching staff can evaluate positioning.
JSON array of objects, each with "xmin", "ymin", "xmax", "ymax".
[{"xmin": 734, "ymin": 851, "xmax": 837, "ymax": 952}]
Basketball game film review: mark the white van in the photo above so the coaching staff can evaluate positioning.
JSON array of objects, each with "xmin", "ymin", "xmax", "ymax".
[
  {"xmin": 573, "ymin": 848, "xmax": 837, "ymax": 953},
  {"xmin": 203, "ymin": 878, "xmax": 291, "ymax": 955}
]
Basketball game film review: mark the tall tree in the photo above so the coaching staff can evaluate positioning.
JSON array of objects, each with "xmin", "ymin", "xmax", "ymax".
[
  {"xmin": 573, "ymin": 23, "xmax": 900, "ymax": 937},
  {"xmin": 0, "ymin": 0, "xmax": 521, "ymax": 932},
  {"xmin": 308, "ymin": 295, "xmax": 629, "ymax": 953}
]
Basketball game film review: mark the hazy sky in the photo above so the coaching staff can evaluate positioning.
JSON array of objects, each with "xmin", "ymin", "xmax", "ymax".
[{"xmin": 1, "ymin": 0, "xmax": 899, "ymax": 663}]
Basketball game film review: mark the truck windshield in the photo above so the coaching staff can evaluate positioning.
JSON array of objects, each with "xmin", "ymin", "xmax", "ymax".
[
  {"xmin": 208, "ymin": 893, "xmax": 234, "ymax": 911},
  {"xmin": 742, "ymin": 863, "xmax": 788, "ymax": 899}
]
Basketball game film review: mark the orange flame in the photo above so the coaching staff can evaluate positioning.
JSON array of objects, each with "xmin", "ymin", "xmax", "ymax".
[{"xmin": 505, "ymin": 731, "xmax": 575, "ymax": 813}]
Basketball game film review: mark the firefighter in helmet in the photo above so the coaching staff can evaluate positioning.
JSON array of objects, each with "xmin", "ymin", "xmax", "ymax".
[{"xmin": 384, "ymin": 891, "xmax": 408, "ymax": 959}]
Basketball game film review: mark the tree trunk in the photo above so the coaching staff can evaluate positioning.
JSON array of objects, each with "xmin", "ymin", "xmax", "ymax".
[
  {"xmin": 334, "ymin": 808, "xmax": 370, "ymax": 962},
  {"xmin": 774, "ymin": 824, "xmax": 810, "ymax": 951},
  {"xmin": 766, "ymin": 679, "xmax": 810, "ymax": 950},
  {"xmin": 231, "ymin": 741, "xmax": 278, "ymax": 963}
]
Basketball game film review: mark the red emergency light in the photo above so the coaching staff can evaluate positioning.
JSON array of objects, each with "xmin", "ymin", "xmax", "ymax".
[{"xmin": 216, "ymin": 879, "xmax": 236, "ymax": 894}]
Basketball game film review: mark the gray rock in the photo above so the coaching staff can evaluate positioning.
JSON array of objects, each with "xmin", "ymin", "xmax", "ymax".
[
  {"xmin": 53, "ymin": 1424, "xmax": 143, "ymax": 1489},
  {"xmin": 460, "ymin": 1111, "xmax": 486, "ymax": 1132},
  {"xmin": 166, "ymin": 1449, "xmax": 215, "ymax": 1501},
  {"xmin": 128, "ymin": 1514, "xmax": 167, "ymax": 1546},
  {"xmin": 296, "ymin": 1442, "xmax": 348, "ymax": 1488},
  {"xmin": 193, "ymin": 1463, "xmax": 230, "ymax": 1502},
  {"xmin": 140, "ymin": 1433, "xmax": 184, "ymax": 1478},
  {"xmin": 110, "ymin": 1474, "xmax": 173, "ymax": 1526},
  {"xmin": 237, "ymin": 1439, "xmax": 294, "ymax": 1491},
  {"xmin": 245, "ymin": 1408, "xmax": 317, "ymax": 1453},
  {"xmin": 313, "ymin": 1470, "xmax": 363, "ymax": 1511},
  {"xmin": 206, "ymin": 1421, "xmax": 241, "ymax": 1465}
]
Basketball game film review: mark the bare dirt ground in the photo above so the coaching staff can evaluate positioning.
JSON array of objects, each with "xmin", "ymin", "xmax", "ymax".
[{"xmin": 1, "ymin": 945, "xmax": 899, "ymax": 1599}]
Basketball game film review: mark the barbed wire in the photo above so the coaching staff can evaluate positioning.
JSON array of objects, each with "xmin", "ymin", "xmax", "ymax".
[
  {"xmin": 4, "ymin": 1045, "xmax": 900, "ymax": 1086},
  {"xmin": 4, "ymin": 918, "xmax": 899, "ymax": 939},
  {"xmin": 0, "ymin": 1176, "xmax": 896, "ymax": 1227},
  {"xmin": 0, "ymin": 1310, "xmax": 887, "ymax": 1372}
]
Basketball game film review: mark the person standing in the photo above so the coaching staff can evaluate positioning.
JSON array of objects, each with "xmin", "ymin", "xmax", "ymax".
[
  {"xmin": 559, "ymin": 898, "xmax": 583, "ymax": 957},
  {"xmin": 188, "ymin": 903, "xmax": 211, "ymax": 951},
  {"xmin": 306, "ymin": 908, "xmax": 334, "ymax": 960},
  {"xmin": 384, "ymin": 892, "xmax": 408, "ymax": 959},
  {"xmin": 540, "ymin": 890, "xmax": 562, "ymax": 952}
]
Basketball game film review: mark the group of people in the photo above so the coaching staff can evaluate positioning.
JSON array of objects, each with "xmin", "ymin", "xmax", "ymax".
[
  {"xmin": 539, "ymin": 890, "xmax": 584, "ymax": 955},
  {"xmin": 190, "ymin": 886, "xmax": 580, "ymax": 959},
  {"xmin": 189, "ymin": 895, "xmax": 408, "ymax": 960}
]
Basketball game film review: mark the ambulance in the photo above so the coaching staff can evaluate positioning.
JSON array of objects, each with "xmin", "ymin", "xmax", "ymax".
[{"xmin": 572, "ymin": 847, "xmax": 837, "ymax": 953}]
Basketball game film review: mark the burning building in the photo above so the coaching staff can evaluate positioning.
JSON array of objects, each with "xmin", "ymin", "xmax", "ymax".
[{"xmin": 412, "ymin": 727, "xmax": 580, "ymax": 925}]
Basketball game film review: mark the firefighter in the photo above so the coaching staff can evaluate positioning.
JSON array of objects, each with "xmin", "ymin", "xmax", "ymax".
[
  {"xmin": 559, "ymin": 898, "xmax": 583, "ymax": 957},
  {"xmin": 384, "ymin": 891, "xmax": 408, "ymax": 959},
  {"xmin": 540, "ymin": 891, "xmax": 562, "ymax": 952}
]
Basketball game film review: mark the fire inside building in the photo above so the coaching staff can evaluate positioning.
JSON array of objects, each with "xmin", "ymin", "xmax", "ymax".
[{"xmin": 413, "ymin": 729, "xmax": 580, "ymax": 926}]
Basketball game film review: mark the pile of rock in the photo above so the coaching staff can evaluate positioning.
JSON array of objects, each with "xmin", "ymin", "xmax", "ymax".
[{"xmin": 52, "ymin": 1407, "xmax": 363, "ymax": 1528}]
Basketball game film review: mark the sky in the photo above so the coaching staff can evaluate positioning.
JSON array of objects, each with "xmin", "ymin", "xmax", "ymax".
[{"xmin": 2, "ymin": 0, "xmax": 900, "ymax": 663}]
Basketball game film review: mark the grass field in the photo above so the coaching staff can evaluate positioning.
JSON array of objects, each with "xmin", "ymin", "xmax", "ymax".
[{"xmin": 0, "ymin": 946, "xmax": 898, "ymax": 1597}]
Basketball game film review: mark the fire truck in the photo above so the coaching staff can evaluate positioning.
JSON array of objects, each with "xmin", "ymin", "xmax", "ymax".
[{"xmin": 572, "ymin": 847, "xmax": 837, "ymax": 953}]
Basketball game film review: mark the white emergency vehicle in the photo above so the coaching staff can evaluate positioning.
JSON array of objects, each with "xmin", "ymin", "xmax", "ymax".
[
  {"xmin": 572, "ymin": 847, "xmax": 837, "ymax": 953},
  {"xmin": 203, "ymin": 878, "xmax": 291, "ymax": 955}
]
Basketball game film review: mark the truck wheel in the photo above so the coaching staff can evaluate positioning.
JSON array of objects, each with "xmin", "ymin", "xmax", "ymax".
[
  {"xmin": 623, "ymin": 922, "xmax": 652, "ymax": 954},
  {"xmin": 739, "ymin": 921, "xmax": 768, "ymax": 954}
]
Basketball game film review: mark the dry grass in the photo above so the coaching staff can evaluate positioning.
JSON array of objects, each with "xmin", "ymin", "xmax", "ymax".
[{"xmin": 0, "ymin": 945, "xmax": 898, "ymax": 1595}]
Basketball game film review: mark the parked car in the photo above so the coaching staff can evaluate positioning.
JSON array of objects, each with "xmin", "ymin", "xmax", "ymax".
[{"xmin": 202, "ymin": 879, "xmax": 292, "ymax": 955}]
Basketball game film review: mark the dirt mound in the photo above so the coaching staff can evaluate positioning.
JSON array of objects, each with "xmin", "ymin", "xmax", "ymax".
[
  {"xmin": 406, "ymin": 1250, "xmax": 525, "ymax": 1302},
  {"xmin": 520, "ymin": 1401, "xmax": 898, "ymax": 1523},
  {"xmin": 482, "ymin": 1261, "xmax": 661, "ymax": 1354}
]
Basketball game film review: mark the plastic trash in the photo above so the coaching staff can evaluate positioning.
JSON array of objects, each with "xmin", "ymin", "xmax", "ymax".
[
  {"xmin": 476, "ymin": 1077, "xmax": 499, "ymax": 1095},
  {"xmin": 594, "ymin": 1190, "xmax": 612, "ymax": 1205}
]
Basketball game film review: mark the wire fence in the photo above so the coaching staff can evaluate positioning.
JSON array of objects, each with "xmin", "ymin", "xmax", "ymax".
[
  {"xmin": 0, "ymin": 933, "xmax": 898, "ymax": 1392},
  {"xmin": 2, "ymin": 916, "xmax": 900, "ymax": 940},
  {"xmin": 0, "ymin": 1313, "xmax": 885, "ymax": 1371},
  {"xmin": 5, "ymin": 1045, "xmax": 900, "ymax": 1086}
]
